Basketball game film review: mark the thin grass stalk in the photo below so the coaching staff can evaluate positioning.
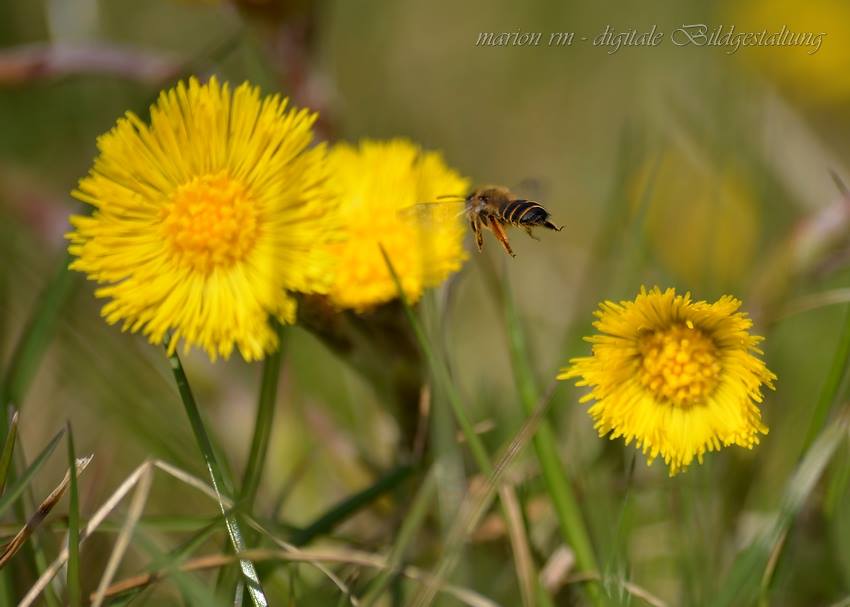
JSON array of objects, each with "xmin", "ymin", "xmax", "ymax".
[
  {"xmin": 0, "ymin": 410, "xmax": 18, "ymax": 495},
  {"xmin": 0, "ymin": 411, "xmax": 19, "ymax": 604},
  {"xmin": 802, "ymin": 304, "xmax": 850, "ymax": 452},
  {"xmin": 91, "ymin": 465, "xmax": 153, "ymax": 607},
  {"xmin": 11, "ymin": 435, "xmax": 64, "ymax": 607},
  {"xmin": 164, "ymin": 343, "xmax": 268, "ymax": 607},
  {"xmin": 0, "ymin": 427, "xmax": 64, "ymax": 516},
  {"xmin": 65, "ymin": 424, "xmax": 81, "ymax": 607},
  {"xmin": 241, "ymin": 322, "xmax": 285, "ymax": 509},
  {"xmin": 0, "ymin": 253, "xmax": 77, "ymax": 438}
]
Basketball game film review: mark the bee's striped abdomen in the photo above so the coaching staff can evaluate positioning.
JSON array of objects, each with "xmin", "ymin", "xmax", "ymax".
[
  {"xmin": 500, "ymin": 200, "xmax": 549, "ymax": 226},
  {"xmin": 517, "ymin": 204, "xmax": 549, "ymax": 225}
]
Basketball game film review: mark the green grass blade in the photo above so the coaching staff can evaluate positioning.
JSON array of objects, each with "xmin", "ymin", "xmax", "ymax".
[
  {"xmin": 66, "ymin": 423, "xmax": 81, "ymax": 607},
  {"xmin": 152, "ymin": 517, "xmax": 223, "ymax": 568},
  {"xmin": 711, "ymin": 416, "xmax": 848, "ymax": 607},
  {"xmin": 0, "ymin": 426, "xmax": 64, "ymax": 517},
  {"xmin": 0, "ymin": 409, "xmax": 19, "ymax": 495},
  {"xmin": 241, "ymin": 322, "xmax": 285, "ymax": 508},
  {"xmin": 164, "ymin": 343, "xmax": 268, "ymax": 607},
  {"xmin": 802, "ymin": 304, "xmax": 850, "ymax": 451},
  {"xmin": 290, "ymin": 462, "xmax": 416, "ymax": 547},
  {"xmin": 0, "ymin": 252, "xmax": 77, "ymax": 437}
]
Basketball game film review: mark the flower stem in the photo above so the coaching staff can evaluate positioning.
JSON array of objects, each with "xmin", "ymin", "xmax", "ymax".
[
  {"xmin": 241, "ymin": 322, "xmax": 285, "ymax": 508},
  {"xmin": 164, "ymin": 342, "xmax": 268, "ymax": 607}
]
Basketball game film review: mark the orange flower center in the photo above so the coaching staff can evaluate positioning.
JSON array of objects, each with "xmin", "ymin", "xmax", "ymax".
[
  {"xmin": 162, "ymin": 172, "xmax": 259, "ymax": 273},
  {"xmin": 638, "ymin": 322, "xmax": 720, "ymax": 407}
]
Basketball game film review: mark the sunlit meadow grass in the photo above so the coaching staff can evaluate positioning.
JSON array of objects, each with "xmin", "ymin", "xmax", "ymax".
[{"xmin": 3, "ymin": 2, "xmax": 850, "ymax": 606}]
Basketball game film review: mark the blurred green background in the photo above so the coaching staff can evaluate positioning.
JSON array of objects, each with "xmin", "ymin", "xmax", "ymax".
[{"xmin": 2, "ymin": 0, "xmax": 850, "ymax": 605}]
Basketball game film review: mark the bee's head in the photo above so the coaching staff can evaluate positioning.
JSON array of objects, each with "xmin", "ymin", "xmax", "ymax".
[
  {"xmin": 466, "ymin": 190, "xmax": 484, "ymax": 206},
  {"xmin": 468, "ymin": 186, "xmax": 509, "ymax": 207}
]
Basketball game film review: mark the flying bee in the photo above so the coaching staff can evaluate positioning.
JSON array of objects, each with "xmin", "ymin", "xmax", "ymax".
[{"xmin": 423, "ymin": 185, "xmax": 563, "ymax": 257}]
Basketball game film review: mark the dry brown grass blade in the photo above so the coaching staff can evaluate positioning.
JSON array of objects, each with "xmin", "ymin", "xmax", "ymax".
[
  {"xmin": 20, "ymin": 460, "xmax": 151, "ymax": 607},
  {"xmin": 0, "ymin": 454, "xmax": 92, "ymax": 569},
  {"xmin": 499, "ymin": 487, "xmax": 535, "ymax": 607},
  {"xmin": 155, "ymin": 461, "xmax": 357, "ymax": 602},
  {"xmin": 20, "ymin": 458, "xmax": 359, "ymax": 607},
  {"xmin": 152, "ymin": 462, "xmax": 360, "ymax": 605},
  {"xmin": 96, "ymin": 547, "xmax": 500, "ymax": 607},
  {"xmin": 90, "ymin": 465, "xmax": 154, "ymax": 607},
  {"xmin": 562, "ymin": 573, "xmax": 668, "ymax": 607}
]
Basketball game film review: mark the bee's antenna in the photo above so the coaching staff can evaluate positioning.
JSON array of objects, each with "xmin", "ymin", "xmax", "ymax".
[{"xmin": 436, "ymin": 194, "xmax": 466, "ymax": 200}]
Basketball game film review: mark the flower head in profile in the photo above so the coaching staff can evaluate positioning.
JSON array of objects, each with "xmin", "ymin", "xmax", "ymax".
[
  {"xmin": 559, "ymin": 287, "xmax": 776, "ymax": 475},
  {"xmin": 67, "ymin": 76, "xmax": 336, "ymax": 361},
  {"xmin": 324, "ymin": 138, "xmax": 470, "ymax": 311}
]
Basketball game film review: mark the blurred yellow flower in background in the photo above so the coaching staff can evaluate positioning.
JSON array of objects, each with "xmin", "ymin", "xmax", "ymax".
[
  {"xmin": 730, "ymin": 0, "xmax": 850, "ymax": 104},
  {"xmin": 67, "ymin": 76, "xmax": 336, "ymax": 361},
  {"xmin": 559, "ymin": 287, "xmax": 776, "ymax": 475},
  {"xmin": 634, "ymin": 151, "xmax": 759, "ymax": 290},
  {"xmin": 325, "ymin": 139, "xmax": 470, "ymax": 311}
]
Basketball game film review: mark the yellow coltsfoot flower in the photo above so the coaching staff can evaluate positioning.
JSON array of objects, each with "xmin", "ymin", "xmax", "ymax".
[
  {"xmin": 324, "ymin": 138, "xmax": 470, "ymax": 311},
  {"xmin": 67, "ymin": 76, "xmax": 336, "ymax": 361},
  {"xmin": 559, "ymin": 287, "xmax": 776, "ymax": 475}
]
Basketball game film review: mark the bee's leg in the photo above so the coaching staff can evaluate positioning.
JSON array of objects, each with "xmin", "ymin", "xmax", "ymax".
[
  {"xmin": 487, "ymin": 218, "xmax": 515, "ymax": 257},
  {"xmin": 471, "ymin": 218, "xmax": 485, "ymax": 252},
  {"xmin": 523, "ymin": 226, "xmax": 541, "ymax": 241}
]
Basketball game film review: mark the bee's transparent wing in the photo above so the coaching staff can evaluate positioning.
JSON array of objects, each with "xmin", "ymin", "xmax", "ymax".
[
  {"xmin": 513, "ymin": 177, "xmax": 548, "ymax": 202},
  {"xmin": 398, "ymin": 200, "xmax": 470, "ymax": 292},
  {"xmin": 398, "ymin": 200, "xmax": 467, "ymax": 223}
]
